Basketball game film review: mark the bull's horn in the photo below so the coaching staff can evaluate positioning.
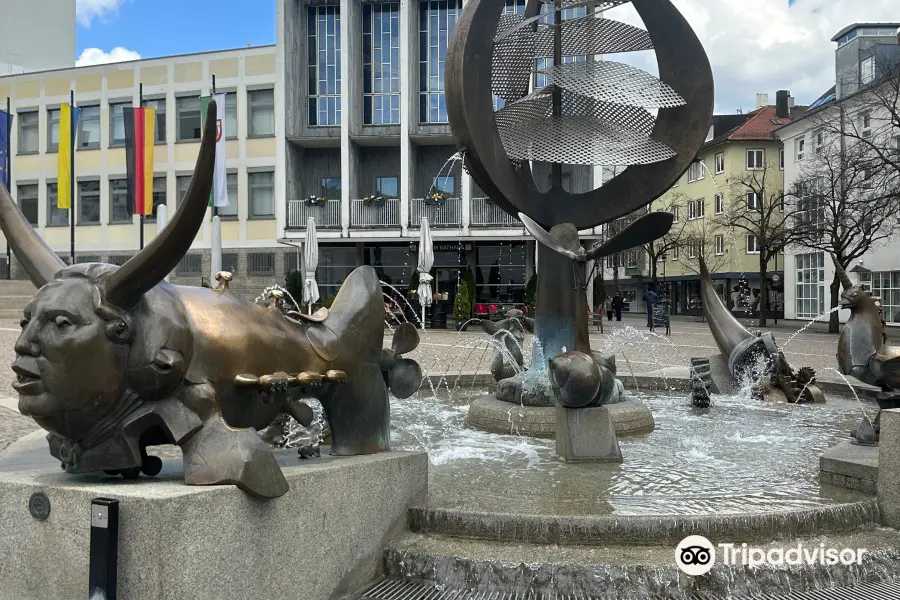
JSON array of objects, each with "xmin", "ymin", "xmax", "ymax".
[
  {"xmin": 0, "ymin": 183, "xmax": 66, "ymax": 287},
  {"xmin": 830, "ymin": 254, "xmax": 853, "ymax": 290},
  {"xmin": 103, "ymin": 100, "xmax": 218, "ymax": 308},
  {"xmin": 698, "ymin": 255, "xmax": 755, "ymax": 358}
]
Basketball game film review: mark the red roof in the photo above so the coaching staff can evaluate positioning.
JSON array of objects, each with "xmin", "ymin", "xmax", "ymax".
[{"xmin": 723, "ymin": 105, "xmax": 807, "ymax": 142}]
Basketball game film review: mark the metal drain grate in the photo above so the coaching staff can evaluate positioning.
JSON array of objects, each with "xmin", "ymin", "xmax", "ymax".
[{"xmin": 353, "ymin": 578, "xmax": 900, "ymax": 600}]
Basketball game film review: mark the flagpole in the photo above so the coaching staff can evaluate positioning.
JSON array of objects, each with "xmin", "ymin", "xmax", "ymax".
[
  {"xmin": 69, "ymin": 89, "xmax": 75, "ymax": 266},
  {"xmin": 138, "ymin": 82, "xmax": 144, "ymax": 250},
  {"xmin": 211, "ymin": 74, "xmax": 217, "ymax": 219},
  {"xmin": 5, "ymin": 97, "xmax": 11, "ymax": 279}
]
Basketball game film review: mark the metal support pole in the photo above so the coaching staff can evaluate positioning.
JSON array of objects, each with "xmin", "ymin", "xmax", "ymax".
[
  {"xmin": 211, "ymin": 74, "xmax": 218, "ymax": 219},
  {"xmin": 5, "ymin": 96, "xmax": 11, "ymax": 278},
  {"xmin": 69, "ymin": 89, "xmax": 75, "ymax": 266},
  {"xmin": 88, "ymin": 498, "xmax": 119, "ymax": 600},
  {"xmin": 551, "ymin": 0, "xmax": 563, "ymax": 191}
]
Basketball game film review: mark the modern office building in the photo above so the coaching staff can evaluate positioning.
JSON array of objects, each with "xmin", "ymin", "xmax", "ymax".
[
  {"xmin": 0, "ymin": 0, "xmax": 612, "ymax": 308},
  {"xmin": 778, "ymin": 23, "xmax": 900, "ymax": 324},
  {"xmin": 0, "ymin": 0, "xmax": 75, "ymax": 75}
]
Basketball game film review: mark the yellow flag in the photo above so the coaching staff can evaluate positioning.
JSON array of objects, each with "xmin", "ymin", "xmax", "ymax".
[{"xmin": 57, "ymin": 104, "xmax": 76, "ymax": 209}]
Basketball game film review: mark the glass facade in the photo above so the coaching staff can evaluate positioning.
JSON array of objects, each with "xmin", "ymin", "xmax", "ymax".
[
  {"xmin": 308, "ymin": 6, "xmax": 342, "ymax": 127},
  {"xmin": 419, "ymin": 0, "xmax": 461, "ymax": 123},
  {"xmin": 475, "ymin": 242, "xmax": 526, "ymax": 303},
  {"xmin": 858, "ymin": 271, "xmax": 900, "ymax": 324},
  {"xmin": 534, "ymin": 5, "xmax": 588, "ymax": 89},
  {"xmin": 318, "ymin": 244, "xmax": 358, "ymax": 299},
  {"xmin": 363, "ymin": 3, "xmax": 400, "ymax": 125},
  {"xmin": 493, "ymin": 0, "xmax": 528, "ymax": 111},
  {"xmin": 795, "ymin": 252, "xmax": 825, "ymax": 319}
]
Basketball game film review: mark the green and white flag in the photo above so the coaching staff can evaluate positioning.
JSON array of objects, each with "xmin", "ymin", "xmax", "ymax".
[{"xmin": 200, "ymin": 94, "xmax": 229, "ymax": 208}]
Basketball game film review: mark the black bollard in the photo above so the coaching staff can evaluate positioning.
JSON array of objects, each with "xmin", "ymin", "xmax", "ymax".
[{"xmin": 89, "ymin": 498, "xmax": 119, "ymax": 600}]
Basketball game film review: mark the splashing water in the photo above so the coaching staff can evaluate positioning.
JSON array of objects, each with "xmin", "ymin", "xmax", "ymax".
[
  {"xmin": 381, "ymin": 280, "xmax": 429, "ymax": 332},
  {"xmin": 430, "ymin": 151, "xmax": 465, "ymax": 194},
  {"xmin": 254, "ymin": 284, "xmax": 301, "ymax": 312},
  {"xmin": 781, "ymin": 306, "xmax": 842, "ymax": 350},
  {"xmin": 824, "ymin": 367, "xmax": 874, "ymax": 425}
]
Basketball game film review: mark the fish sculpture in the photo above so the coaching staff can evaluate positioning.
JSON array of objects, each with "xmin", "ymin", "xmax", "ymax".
[
  {"xmin": 833, "ymin": 256, "xmax": 900, "ymax": 402},
  {"xmin": 462, "ymin": 308, "xmax": 534, "ymax": 381},
  {"xmin": 0, "ymin": 100, "xmax": 422, "ymax": 499}
]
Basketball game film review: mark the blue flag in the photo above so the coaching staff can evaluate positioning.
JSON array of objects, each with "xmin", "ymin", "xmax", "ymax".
[{"xmin": 0, "ymin": 109, "xmax": 10, "ymax": 189}]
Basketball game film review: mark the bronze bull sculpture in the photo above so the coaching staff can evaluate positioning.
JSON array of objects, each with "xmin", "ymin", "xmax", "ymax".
[{"xmin": 0, "ymin": 101, "xmax": 422, "ymax": 498}]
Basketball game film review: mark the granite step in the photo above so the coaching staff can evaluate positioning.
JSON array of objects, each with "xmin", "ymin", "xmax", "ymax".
[{"xmin": 379, "ymin": 528, "xmax": 900, "ymax": 599}]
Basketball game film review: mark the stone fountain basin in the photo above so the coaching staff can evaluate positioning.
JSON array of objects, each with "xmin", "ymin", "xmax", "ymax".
[{"xmin": 466, "ymin": 396, "xmax": 655, "ymax": 438}]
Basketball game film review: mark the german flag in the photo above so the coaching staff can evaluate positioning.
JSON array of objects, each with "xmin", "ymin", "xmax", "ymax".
[{"xmin": 123, "ymin": 107, "xmax": 156, "ymax": 216}]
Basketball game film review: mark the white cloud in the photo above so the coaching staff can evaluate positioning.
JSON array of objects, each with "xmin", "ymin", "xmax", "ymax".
[
  {"xmin": 606, "ymin": 0, "xmax": 900, "ymax": 112},
  {"xmin": 76, "ymin": 47, "xmax": 141, "ymax": 67},
  {"xmin": 76, "ymin": 0, "xmax": 129, "ymax": 27}
]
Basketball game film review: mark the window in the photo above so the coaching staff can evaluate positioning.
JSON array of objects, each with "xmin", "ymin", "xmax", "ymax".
[
  {"xmin": 795, "ymin": 252, "xmax": 825, "ymax": 319},
  {"xmin": 626, "ymin": 250, "xmax": 637, "ymax": 268},
  {"xmin": 861, "ymin": 56, "xmax": 875, "ymax": 85},
  {"xmin": 746, "ymin": 233, "xmax": 759, "ymax": 254},
  {"xmin": 321, "ymin": 176, "xmax": 341, "ymax": 200},
  {"xmin": 363, "ymin": 3, "xmax": 400, "ymax": 125},
  {"xmin": 533, "ymin": 5, "xmax": 587, "ymax": 89},
  {"xmin": 46, "ymin": 183, "xmax": 68, "ymax": 226},
  {"xmin": 780, "ymin": 148, "xmax": 784, "ymax": 170},
  {"xmin": 794, "ymin": 138, "xmax": 805, "ymax": 162},
  {"xmin": 376, "ymin": 176, "xmax": 399, "ymax": 198},
  {"xmin": 78, "ymin": 106, "xmax": 101, "ymax": 149},
  {"xmin": 688, "ymin": 199, "xmax": 704, "ymax": 220},
  {"xmin": 176, "ymin": 254, "xmax": 202, "ymax": 276},
  {"xmin": 715, "ymin": 152, "xmax": 724, "ymax": 174},
  {"xmin": 47, "ymin": 108, "xmax": 61, "ymax": 152},
  {"xmin": 714, "ymin": 193, "xmax": 724, "ymax": 215},
  {"xmin": 419, "ymin": 0, "xmax": 462, "ymax": 123},
  {"xmin": 319, "ymin": 245, "xmax": 358, "ymax": 298},
  {"xmin": 688, "ymin": 243, "xmax": 697, "ymax": 259},
  {"xmin": 747, "ymin": 192, "xmax": 761, "ymax": 211},
  {"xmin": 109, "ymin": 178, "xmax": 131, "ymax": 223},
  {"xmin": 688, "ymin": 161, "xmax": 704, "ymax": 183},
  {"xmin": 858, "ymin": 271, "xmax": 900, "ymax": 324},
  {"xmin": 249, "ymin": 171, "xmax": 275, "ymax": 217},
  {"xmin": 143, "ymin": 99, "xmax": 166, "ymax": 144},
  {"xmin": 249, "ymin": 89, "xmax": 275, "ymax": 136},
  {"xmin": 176, "ymin": 175, "xmax": 192, "ymax": 206},
  {"xmin": 814, "ymin": 130, "xmax": 824, "ymax": 155},
  {"xmin": 17, "ymin": 184, "xmax": 38, "ymax": 225},
  {"xmin": 247, "ymin": 251, "xmax": 276, "ymax": 275},
  {"xmin": 217, "ymin": 173, "xmax": 238, "ymax": 217},
  {"xmin": 146, "ymin": 176, "xmax": 167, "ymax": 220},
  {"xmin": 109, "ymin": 101, "xmax": 132, "ymax": 147},
  {"xmin": 176, "ymin": 96, "xmax": 202, "ymax": 141},
  {"xmin": 715, "ymin": 235, "xmax": 725, "ymax": 256},
  {"xmin": 78, "ymin": 180, "xmax": 101, "ymax": 224},
  {"xmin": 672, "ymin": 206, "xmax": 680, "ymax": 221},
  {"xmin": 892, "ymin": 136, "xmax": 900, "ymax": 154},
  {"xmin": 672, "ymin": 245, "xmax": 679, "ymax": 260},
  {"xmin": 433, "ymin": 175, "xmax": 455, "ymax": 196},
  {"xmin": 747, "ymin": 148, "xmax": 764, "ymax": 170},
  {"xmin": 308, "ymin": 6, "xmax": 342, "ymax": 126},
  {"xmin": 221, "ymin": 92, "xmax": 238, "ymax": 138},
  {"xmin": 861, "ymin": 112, "xmax": 872, "ymax": 137},
  {"xmin": 18, "ymin": 112, "xmax": 38, "ymax": 153}
]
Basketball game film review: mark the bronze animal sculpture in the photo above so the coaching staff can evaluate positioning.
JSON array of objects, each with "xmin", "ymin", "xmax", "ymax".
[
  {"xmin": 833, "ymin": 257, "xmax": 900, "ymax": 409},
  {"xmin": 697, "ymin": 256, "xmax": 824, "ymax": 404},
  {"xmin": 462, "ymin": 309, "xmax": 534, "ymax": 382},
  {"xmin": 0, "ymin": 101, "xmax": 422, "ymax": 499}
]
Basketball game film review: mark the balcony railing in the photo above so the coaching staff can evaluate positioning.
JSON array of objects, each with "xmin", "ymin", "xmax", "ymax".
[
  {"xmin": 350, "ymin": 198, "xmax": 402, "ymax": 228},
  {"xmin": 287, "ymin": 199, "xmax": 341, "ymax": 229},
  {"xmin": 470, "ymin": 197, "xmax": 520, "ymax": 227},
  {"xmin": 410, "ymin": 197, "xmax": 462, "ymax": 228}
]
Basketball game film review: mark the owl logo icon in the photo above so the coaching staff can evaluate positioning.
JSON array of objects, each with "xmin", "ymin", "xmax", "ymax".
[{"xmin": 676, "ymin": 535, "xmax": 716, "ymax": 576}]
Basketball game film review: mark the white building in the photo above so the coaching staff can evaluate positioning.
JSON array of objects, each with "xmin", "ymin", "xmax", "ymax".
[
  {"xmin": 0, "ymin": 0, "xmax": 75, "ymax": 75},
  {"xmin": 777, "ymin": 23, "xmax": 900, "ymax": 324}
]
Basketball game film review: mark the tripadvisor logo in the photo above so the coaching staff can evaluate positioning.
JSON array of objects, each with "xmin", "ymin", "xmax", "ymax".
[{"xmin": 675, "ymin": 536, "xmax": 869, "ymax": 576}]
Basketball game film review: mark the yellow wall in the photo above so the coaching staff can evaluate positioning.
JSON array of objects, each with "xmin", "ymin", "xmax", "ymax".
[
  {"xmin": 44, "ymin": 228, "xmax": 68, "ymax": 245},
  {"xmin": 108, "ymin": 148, "xmax": 127, "ymax": 168},
  {"xmin": 0, "ymin": 83, "xmax": 10, "ymax": 100},
  {"xmin": 14, "ymin": 155, "xmax": 40, "ymax": 172},
  {"xmin": 108, "ymin": 224, "xmax": 137, "ymax": 245},
  {"xmin": 76, "ymin": 151, "xmax": 104, "ymax": 170},
  {"xmin": 247, "ymin": 220, "xmax": 276, "ymax": 240},
  {"xmin": 209, "ymin": 58, "xmax": 239, "ymax": 79},
  {"xmin": 76, "ymin": 226, "xmax": 104, "ymax": 244},
  {"xmin": 246, "ymin": 137, "xmax": 275, "ymax": 157},
  {"xmin": 221, "ymin": 220, "xmax": 240, "ymax": 241},
  {"xmin": 45, "ymin": 78, "xmax": 70, "ymax": 97},
  {"xmin": 174, "ymin": 62, "xmax": 202, "ymax": 83},
  {"xmin": 141, "ymin": 66, "xmax": 168, "ymax": 86},
  {"xmin": 174, "ymin": 143, "xmax": 201, "ymax": 163},
  {"xmin": 245, "ymin": 54, "xmax": 276, "ymax": 76},
  {"xmin": 75, "ymin": 74, "xmax": 102, "ymax": 94},
  {"xmin": 15, "ymin": 81, "xmax": 40, "ymax": 99},
  {"xmin": 106, "ymin": 69, "xmax": 134, "ymax": 90}
]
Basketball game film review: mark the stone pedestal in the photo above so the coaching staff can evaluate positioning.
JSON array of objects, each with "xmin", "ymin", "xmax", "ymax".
[
  {"xmin": 555, "ymin": 406, "xmax": 622, "ymax": 463},
  {"xmin": 820, "ymin": 440, "xmax": 878, "ymax": 494},
  {"xmin": 878, "ymin": 409, "xmax": 900, "ymax": 528},
  {"xmin": 0, "ymin": 439, "xmax": 427, "ymax": 600}
]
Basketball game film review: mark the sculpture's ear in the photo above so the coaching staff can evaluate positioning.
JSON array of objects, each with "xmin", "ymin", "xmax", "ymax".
[
  {"xmin": 307, "ymin": 324, "xmax": 340, "ymax": 361},
  {"xmin": 480, "ymin": 320, "xmax": 500, "ymax": 335}
]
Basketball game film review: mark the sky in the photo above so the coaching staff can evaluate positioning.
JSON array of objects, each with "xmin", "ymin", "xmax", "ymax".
[{"xmin": 75, "ymin": 0, "xmax": 900, "ymax": 114}]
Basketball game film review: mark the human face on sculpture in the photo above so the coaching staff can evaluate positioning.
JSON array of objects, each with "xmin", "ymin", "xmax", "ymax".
[{"xmin": 12, "ymin": 278, "xmax": 130, "ymax": 440}]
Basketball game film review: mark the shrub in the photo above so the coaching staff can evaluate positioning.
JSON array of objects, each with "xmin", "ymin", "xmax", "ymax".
[
  {"xmin": 285, "ymin": 270, "xmax": 304, "ymax": 304},
  {"xmin": 453, "ymin": 281, "xmax": 471, "ymax": 323},
  {"xmin": 322, "ymin": 294, "xmax": 337, "ymax": 309},
  {"xmin": 524, "ymin": 274, "xmax": 537, "ymax": 312}
]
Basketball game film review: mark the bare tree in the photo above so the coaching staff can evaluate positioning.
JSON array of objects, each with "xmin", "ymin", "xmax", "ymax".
[
  {"xmin": 641, "ymin": 193, "xmax": 693, "ymax": 286},
  {"xmin": 714, "ymin": 162, "xmax": 796, "ymax": 327},
  {"xmin": 674, "ymin": 211, "xmax": 729, "ymax": 276},
  {"xmin": 789, "ymin": 132, "xmax": 900, "ymax": 332}
]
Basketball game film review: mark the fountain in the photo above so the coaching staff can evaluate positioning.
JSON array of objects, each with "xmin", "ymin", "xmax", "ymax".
[{"xmin": 695, "ymin": 255, "xmax": 826, "ymax": 405}]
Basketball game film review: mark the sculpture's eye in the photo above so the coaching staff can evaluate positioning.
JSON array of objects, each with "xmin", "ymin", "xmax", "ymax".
[
  {"xmin": 54, "ymin": 316, "xmax": 73, "ymax": 329},
  {"xmin": 19, "ymin": 318, "xmax": 28, "ymax": 329}
]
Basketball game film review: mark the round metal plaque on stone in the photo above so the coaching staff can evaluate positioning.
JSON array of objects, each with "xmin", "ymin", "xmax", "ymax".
[{"xmin": 28, "ymin": 491, "xmax": 51, "ymax": 521}]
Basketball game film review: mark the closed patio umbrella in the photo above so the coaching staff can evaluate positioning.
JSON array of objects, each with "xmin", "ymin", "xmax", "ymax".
[
  {"xmin": 303, "ymin": 217, "xmax": 320, "ymax": 314},
  {"xmin": 417, "ymin": 217, "xmax": 434, "ymax": 329}
]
